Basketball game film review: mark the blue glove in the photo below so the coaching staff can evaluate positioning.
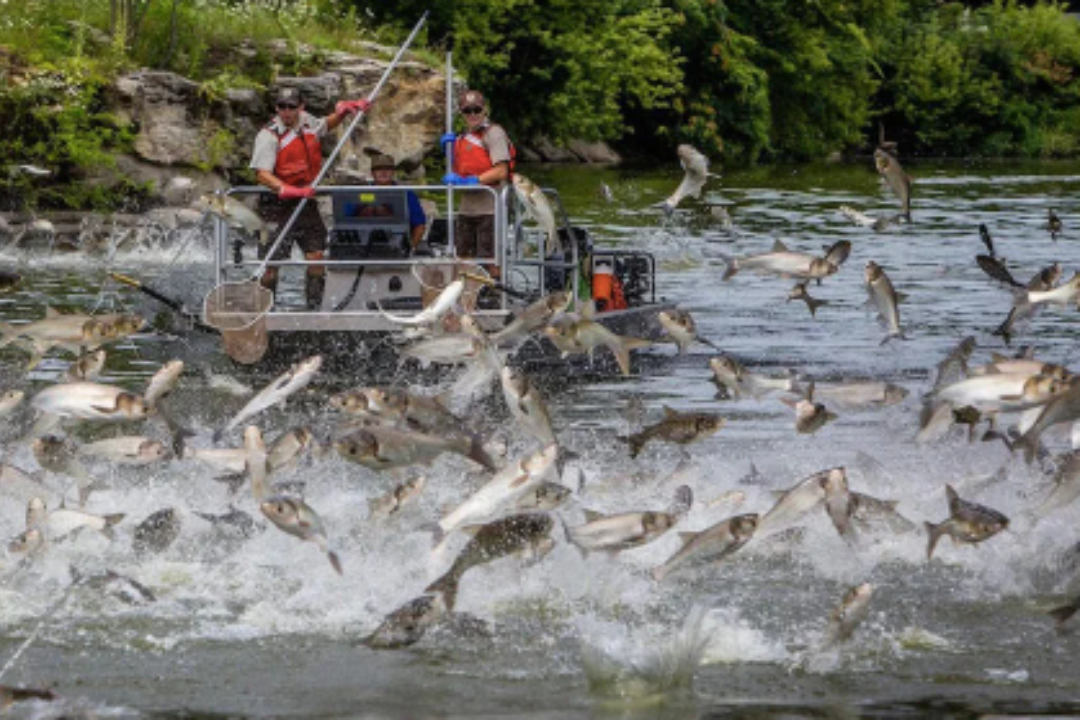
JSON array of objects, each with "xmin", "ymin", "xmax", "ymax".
[
  {"xmin": 440, "ymin": 132, "xmax": 457, "ymax": 152},
  {"xmin": 443, "ymin": 173, "xmax": 480, "ymax": 186}
]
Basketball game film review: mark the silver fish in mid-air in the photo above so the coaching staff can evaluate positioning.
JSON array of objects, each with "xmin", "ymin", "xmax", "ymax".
[
  {"xmin": 658, "ymin": 309, "xmax": 717, "ymax": 354},
  {"xmin": 78, "ymin": 436, "xmax": 168, "ymax": 465},
  {"xmin": 365, "ymin": 579, "xmax": 459, "ymax": 649},
  {"xmin": 651, "ymin": 513, "xmax": 758, "ymax": 582},
  {"xmin": 864, "ymin": 260, "xmax": 904, "ymax": 342},
  {"xmin": 219, "ymin": 355, "xmax": 322, "ymax": 439},
  {"xmin": 512, "ymin": 174, "xmax": 560, "ymax": 256},
  {"xmin": 874, "ymin": 147, "xmax": 912, "ymax": 221},
  {"xmin": 780, "ymin": 397, "xmax": 838, "ymax": 435},
  {"xmin": 1011, "ymin": 381, "xmax": 1080, "ymax": 463},
  {"xmin": 335, "ymin": 426, "xmax": 495, "ymax": 473},
  {"xmin": 132, "ymin": 508, "xmax": 182, "ymax": 556},
  {"xmin": 143, "ymin": 359, "xmax": 184, "ymax": 411},
  {"xmin": 490, "ymin": 291, "xmax": 572, "ymax": 347},
  {"xmin": 819, "ymin": 583, "xmax": 874, "ymax": 650},
  {"xmin": 721, "ymin": 240, "xmax": 837, "ymax": 282},
  {"xmin": 378, "ymin": 280, "xmax": 464, "ymax": 327},
  {"xmin": 44, "ymin": 507, "xmax": 125, "ymax": 541},
  {"xmin": 1026, "ymin": 272, "xmax": 1080, "ymax": 308},
  {"xmin": 659, "ymin": 144, "xmax": 714, "ymax": 215},
  {"xmin": 925, "ymin": 485, "xmax": 1009, "ymax": 559},
  {"xmin": 568, "ymin": 486, "xmax": 691, "ymax": 555},
  {"xmin": 435, "ymin": 513, "xmax": 556, "ymax": 584},
  {"xmin": 368, "ymin": 476, "xmax": 427, "ymax": 519},
  {"xmin": 439, "ymin": 444, "xmax": 558, "ymax": 535},
  {"xmin": 31, "ymin": 382, "xmax": 148, "ymax": 424},
  {"xmin": 756, "ymin": 467, "xmax": 848, "ymax": 539},
  {"xmin": 500, "ymin": 366, "xmax": 556, "ymax": 447},
  {"xmin": 620, "ymin": 406, "xmax": 725, "ymax": 458},
  {"xmin": 810, "ymin": 381, "xmax": 907, "ymax": 410},
  {"xmin": 70, "ymin": 566, "xmax": 156, "ymax": 605},
  {"xmin": 787, "ymin": 283, "xmax": 829, "ymax": 317},
  {"xmin": 543, "ymin": 303, "xmax": 651, "ymax": 376},
  {"xmin": 260, "ymin": 495, "xmax": 342, "ymax": 575}
]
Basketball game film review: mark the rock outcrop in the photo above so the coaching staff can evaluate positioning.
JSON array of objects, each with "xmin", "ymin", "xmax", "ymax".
[{"xmin": 102, "ymin": 42, "xmax": 618, "ymax": 204}]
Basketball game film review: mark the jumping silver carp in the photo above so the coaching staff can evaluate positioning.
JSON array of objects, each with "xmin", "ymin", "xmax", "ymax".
[
  {"xmin": 512, "ymin": 174, "xmax": 560, "ymax": 256},
  {"xmin": 721, "ymin": 240, "xmax": 837, "ymax": 282},
  {"xmin": 620, "ymin": 406, "xmax": 724, "ymax": 458},
  {"xmin": 651, "ymin": 513, "xmax": 758, "ymax": 582},
  {"xmin": 925, "ymin": 485, "xmax": 1009, "ymax": 559},
  {"xmin": 659, "ymin": 144, "xmax": 714, "ymax": 215},
  {"xmin": 260, "ymin": 495, "xmax": 342, "ymax": 575},
  {"xmin": 219, "ymin": 355, "xmax": 322, "ymax": 438},
  {"xmin": 874, "ymin": 147, "xmax": 912, "ymax": 221}
]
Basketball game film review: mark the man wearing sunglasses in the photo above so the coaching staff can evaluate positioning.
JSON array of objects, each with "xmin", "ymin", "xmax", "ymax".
[
  {"xmin": 441, "ymin": 89, "xmax": 513, "ymax": 279},
  {"xmin": 249, "ymin": 86, "xmax": 371, "ymax": 308}
]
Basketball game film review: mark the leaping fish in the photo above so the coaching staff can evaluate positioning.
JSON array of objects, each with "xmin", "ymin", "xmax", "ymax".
[{"xmin": 659, "ymin": 144, "xmax": 715, "ymax": 215}]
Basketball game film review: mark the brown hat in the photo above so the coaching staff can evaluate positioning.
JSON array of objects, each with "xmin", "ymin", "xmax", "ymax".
[
  {"xmin": 458, "ymin": 90, "xmax": 485, "ymax": 110},
  {"xmin": 371, "ymin": 154, "xmax": 395, "ymax": 171},
  {"xmin": 275, "ymin": 87, "xmax": 303, "ymax": 106}
]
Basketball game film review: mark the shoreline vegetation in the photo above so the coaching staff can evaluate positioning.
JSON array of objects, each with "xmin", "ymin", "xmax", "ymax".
[{"xmin": 2, "ymin": 0, "xmax": 1080, "ymax": 210}]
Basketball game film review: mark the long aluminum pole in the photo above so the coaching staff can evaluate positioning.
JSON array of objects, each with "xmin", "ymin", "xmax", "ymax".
[
  {"xmin": 251, "ymin": 11, "xmax": 429, "ymax": 281},
  {"xmin": 445, "ymin": 51, "xmax": 455, "ymax": 254}
]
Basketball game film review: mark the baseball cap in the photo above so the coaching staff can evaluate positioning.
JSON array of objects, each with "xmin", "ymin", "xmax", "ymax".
[
  {"xmin": 458, "ymin": 90, "xmax": 485, "ymax": 109},
  {"xmin": 371, "ymin": 154, "xmax": 395, "ymax": 171},
  {"xmin": 275, "ymin": 87, "xmax": 303, "ymax": 106}
]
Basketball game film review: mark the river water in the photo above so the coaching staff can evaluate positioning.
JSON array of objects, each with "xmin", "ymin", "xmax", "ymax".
[{"xmin": 2, "ymin": 160, "xmax": 1080, "ymax": 718}]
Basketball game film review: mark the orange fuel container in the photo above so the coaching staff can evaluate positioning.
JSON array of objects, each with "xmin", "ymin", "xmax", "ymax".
[{"xmin": 592, "ymin": 265, "xmax": 628, "ymax": 312}]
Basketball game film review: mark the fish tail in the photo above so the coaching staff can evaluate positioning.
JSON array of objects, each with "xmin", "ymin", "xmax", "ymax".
[
  {"xmin": 605, "ymin": 336, "xmax": 633, "ymax": 377},
  {"xmin": 424, "ymin": 571, "xmax": 460, "ymax": 610},
  {"xmin": 925, "ymin": 521, "xmax": 944, "ymax": 560},
  {"xmin": 720, "ymin": 255, "xmax": 739, "ymax": 281},
  {"xmin": 0, "ymin": 320, "xmax": 17, "ymax": 348},
  {"xmin": 328, "ymin": 550, "xmax": 344, "ymax": 576},
  {"xmin": 1048, "ymin": 599, "xmax": 1080, "ymax": 627},
  {"xmin": 468, "ymin": 435, "xmax": 498, "ymax": 473},
  {"xmin": 627, "ymin": 432, "xmax": 646, "ymax": 459}
]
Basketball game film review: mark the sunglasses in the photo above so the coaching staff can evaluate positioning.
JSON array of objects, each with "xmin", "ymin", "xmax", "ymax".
[
  {"xmin": 461, "ymin": 106, "xmax": 484, "ymax": 115},
  {"xmin": 277, "ymin": 102, "xmax": 299, "ymax": 110}
]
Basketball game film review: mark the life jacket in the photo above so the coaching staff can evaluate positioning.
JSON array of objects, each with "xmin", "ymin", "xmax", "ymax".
[
  {"xmin": 453, "ymin": 122, "xmax": 517, "ymax": 178},
  {"xmin": 268, "ymin": 116, "xmax": 322, "ymax": 187}
]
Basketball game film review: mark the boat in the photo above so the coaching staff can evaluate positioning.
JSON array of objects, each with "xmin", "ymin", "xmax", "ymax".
[{"xmin": 199, "ymin": 182, "xmax": 675, "ymax": 368}]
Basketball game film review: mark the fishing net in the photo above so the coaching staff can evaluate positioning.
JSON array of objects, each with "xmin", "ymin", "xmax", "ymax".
[{"xmin": 202, "ymin": 281, "xmax": 273, "ymax": 364}]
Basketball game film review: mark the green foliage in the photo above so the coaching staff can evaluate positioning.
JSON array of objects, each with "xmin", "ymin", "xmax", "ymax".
[
  {"xmin": 878, "ymin": 0, "xmax": 1080, "ymax": 157},
  {"xmin": 364, "ymin": 0, "xmax": 683, "ymax": 144}
]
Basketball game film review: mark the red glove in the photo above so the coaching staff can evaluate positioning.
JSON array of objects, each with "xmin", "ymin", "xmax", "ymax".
[
  {"xmin": 278, "ymin": 185, "xmax": 316, "ymax": 200},
  {"xmin": 335, "ymin": 98, "xmax": 372, "ymax": 116}
]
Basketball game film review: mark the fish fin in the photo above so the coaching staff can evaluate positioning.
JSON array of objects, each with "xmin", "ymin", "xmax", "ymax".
[
  {"xmin": 883, "ymin": 500, "xmax": 900, "ymax": 510},
  {"xmin": 663, "ymin": 406, "xmax": 679, "ymax": 418},
  {"xmin": 1049, "ymin": 599, "xmax": 1080, "ymax": 626},
  {"xmin": 771, "ymin": 239, "xmax": 789, "ymax": 253},
  {"xmin": 989, "ymin": 352, "xmax": 1010, "ymax": 364},
  {"xmin": 719, "ymin": 255, "xmax": 738, "ymax": 281},
  {"xmin": 459, "ymin": 524, "xmax": 484, "ymax": 538},
  {"xmin": 945, "ymin": 485, "xmax": 961, "ymax": 513},
  {"xmin": 328, "ymin": 550, "xmax": 343, "ymax": 576},
  {"xmin": 677, "ymin": 531, "xmax": 700, "ymax": 543},
  {"xmin": 467, "ymin": 436, "xmax": 498, "ymax": 473},
  {"xmin": 213, "ymin": 473, "xmax": 246, "ymax": 495},
  {"xmin": 925, "ymin": 521, "xmax": 944, "ymax": 560},
  {"xmin": 808, "ymin": 298, "xmax": 829, "ymax": 317},
  {"xmin": 583, "ymin": 509, "xmax": 605, "ymax": 523},
  {"xmin": 625, "ymin": 432, "xmax": 645, "ymax": 459},
  {"xmin": 895, "ymin": 292, "xmax": 910, "ymax": 304}
]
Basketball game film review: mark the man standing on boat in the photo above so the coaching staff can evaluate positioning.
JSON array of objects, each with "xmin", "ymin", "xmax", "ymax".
[
  {"xmin": 441, "ymin": 89, "xmax": 513, "ymax": 279},
  {"xmin": 369, "ymin": 153, "xmax": 427, "ymax": 253},
  {"xmin": 249, "ymin": 86, "xmax": 370, "ymax": 308}
]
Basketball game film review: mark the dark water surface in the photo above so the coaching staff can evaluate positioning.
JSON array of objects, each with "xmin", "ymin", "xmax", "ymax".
[{"xmin": 2, "ymin": 160, "xmax": 1080, "ymax": 718}]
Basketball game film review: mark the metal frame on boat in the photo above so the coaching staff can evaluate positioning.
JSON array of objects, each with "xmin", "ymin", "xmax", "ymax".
[{"xmin": 206, "ymin": 181, "xmax": 673, "ymax": 345}]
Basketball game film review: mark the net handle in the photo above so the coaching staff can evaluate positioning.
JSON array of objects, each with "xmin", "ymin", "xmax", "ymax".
[{"xmin": 250, "ymin": 11, "xmax": 430, "ymax": 281}]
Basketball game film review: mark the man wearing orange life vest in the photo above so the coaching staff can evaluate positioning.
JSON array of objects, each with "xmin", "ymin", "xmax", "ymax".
[
  {"xmin": 441, "ymin": 89, "xmax": 513, "ymax": 279},
  {"xmin": 249, "ymin": 86, "xmax": 370, "ymax": 308}
]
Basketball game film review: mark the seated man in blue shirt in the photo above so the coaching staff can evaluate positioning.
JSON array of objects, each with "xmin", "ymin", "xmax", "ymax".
[{"xmin": 369, "ymin": 153, "xmax": 427, "ymax": 252}]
